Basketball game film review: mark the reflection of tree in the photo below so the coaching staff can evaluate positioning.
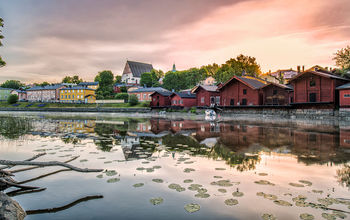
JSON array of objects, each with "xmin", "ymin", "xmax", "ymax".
[
  {"xmin": 209, "ymin": 143, "xmax": 261, "ymax": 171},
  {"xmin": 162, "ymin": 134, "xmax": 209, "ymax": 155},
  {"xmin": 0, "ymin": 116, "xmax": 32, "ymax": 139},
  {"xmin": 336, "ymin": 164, "xmax": 350, "ymax": 189},
  {"xmin": 61, "ymin": 137, "xmax": 81, "ymax": 145}
]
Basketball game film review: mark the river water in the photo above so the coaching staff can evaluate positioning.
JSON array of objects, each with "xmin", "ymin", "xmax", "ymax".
[{"xmin": 0, "ymin": 113, "xmax": 349, "ymax": 220}]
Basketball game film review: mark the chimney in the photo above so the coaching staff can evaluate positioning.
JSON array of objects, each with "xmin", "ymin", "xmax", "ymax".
[
  {"xmin": 302, "ymin": 66, "xmax": 305, "ymax": 72},
  {"xmin": 297, "ymin": 66, "xmax": 301, "ymax": 73}
]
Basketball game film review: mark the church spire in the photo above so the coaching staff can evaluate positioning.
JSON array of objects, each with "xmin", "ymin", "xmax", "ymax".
[{"xmin": 172, "ymin": 63, "xmax": 177, "ymax": 72}]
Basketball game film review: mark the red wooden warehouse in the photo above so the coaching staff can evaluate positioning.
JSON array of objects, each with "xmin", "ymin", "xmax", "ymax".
[
  {"xmin": 170, "ymin": 92, "xmax": 196, "ymax": 108},
  {"xmin": 150, "ymin": 90, "xmax": 172, "ymax": 107},
  {"xmin": 260, "ymin": 82, "xmax": 293, "ymax": 106},
  {"xmin": 219, "ymin": 76, "xmax": 266, "ymax": 106},
  {"xmin": 336, "ymin": 83, "xmax": 350, "ymax": 108},
  {"xmin": 289, "ymin": 69, "xmax": 349, "ymax": 107},
  {"xmin": 192, "ymin": 85, "xmax": 220, "ymax": 107}
]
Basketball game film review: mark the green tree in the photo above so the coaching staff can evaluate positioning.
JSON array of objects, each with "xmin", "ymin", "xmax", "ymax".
[
  {"xmin": 140, "ymin": 69, "xmax": 161, "ymax": 87},
  {"xmin": 7, "ymin": 94, "xmax": 18, "ymax": 104},
  {"xmin": 115, "ymin": 75, "xmax": 122, "ymax": 84},
  {"xmin": 333, "ymin": 46, "xmax": 350, "ymax": 75},
  {"xmin": 62, "ymin": 75, "xmax": 83, "ymax": 84},
  {"xmin": 95, "ymin": 70, "xmax": 114, "ymax": 99},
  {"xmin": 0, "ymin": 18, "xmax": 5, "ymax": 67},
  {"xmin": 36, "ymin": 82, "xmax": 50, "ymax": 87},
  {"xmin": 162, "ymin": 68, "xmax": 204, "ymax": 91},
  {"xmin": 128, "ymin": 94, "xmax": 139, "ymax": 106},
  {"xmin": 1, "ymin": 80, "xmax": 24, "ymax": 89}
]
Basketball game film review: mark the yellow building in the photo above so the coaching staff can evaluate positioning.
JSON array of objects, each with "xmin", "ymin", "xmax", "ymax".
[{"xmin": 60, "ymin": 87, "xmax": 96, "ymax": 103}]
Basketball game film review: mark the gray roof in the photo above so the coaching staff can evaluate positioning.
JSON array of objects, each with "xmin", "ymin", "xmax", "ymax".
[
  {"xmin": 336, "ymin": 83, "xmax": 350, "ymax": 90},
  {"xmin": 61, "ymin": 86, "xmax": 95, "ymax": 91},
  {"xmin": 27, "ymin": 84, "xmax": 64, "ymax": 91},
  {"xmin": 193, "ymin": 85, "xmax": 218, "ymax": 93},
  {"xmin": 261, "ymin": 82, "xmax": 294, "ymax": 90},
  {"xmin": 129, "ymin": 87, "xmax": 169, "ymax": 93},
  {"xmin": 78, "ymin": 82, "xmax": 99, "ymax": 86},
  {"xmin": 236, "ymin": 76, "xmax": 266, "ymax": 89},
  {"xmin": 290, "ymin": 70, "xmax": 349, "ymax": 82},
  {"xmin": 127, "ymin": 61, "xmax": 153, "ymax": 77},
  {"xmin": 172, "ymin": 92, "xmax": 196, "ymax": 99},
  {"xmin": 151, "ymin": 90, "xmax": 173, "ymax": 96}
]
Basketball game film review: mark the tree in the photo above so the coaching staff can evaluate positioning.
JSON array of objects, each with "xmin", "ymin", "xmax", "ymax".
[
  {"xmin": 140, "ymin": 69, "xmax": 161, "ymax": 87},
  {"xmin": 7, "ymin": 94, "xmax": 18, "ymax": 104},
  {"xmin": 62, "ymin": 75, "xmax": 83, "ymax": 84},
  {"xmin": 128, "ymin": 94, "xmax": 139, "ymax": 106},
  {"xmin": 114, "ymin": 75, "xmax": 122, "ymax": 84},
  {"xmin": 162, "ymin": 68, "xmax": 204, "ymax": 91},
  {"xmin": 95, "ymin": 70, "xmax": 114, "ymax": 99},
  {"xmin": 0, "ymin": 17, "xmax": 5, "ymax": 67},
  {"xmin": 36, "ymin": 82, "xmax": 50, "ymax": 87},
  {"xmin": 1, "ymin": 80, "xmax": 24, "ymax": 89},
  {"xmin": 333, "ymin": 46, "xmax": 350, "ymax": 75}
]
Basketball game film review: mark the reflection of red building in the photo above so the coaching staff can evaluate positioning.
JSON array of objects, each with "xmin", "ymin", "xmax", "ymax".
[
  {"xmin": 289, "ymin": 69, "xmax": 349, "ymax": 107},
  {"xmin": 192, "ymin": 85, "xmax": 220, "ymax": 107},
  {"xmin": 170, "ymin": 92, "xmax": 196, "ymax": 108},
  {"xmin": 337, "ymin": 83, "xmax": 350, "ymax": 108},
  {"xmin": 150, "ymin": 91, "xmax": 172, "ymax": 107},
  {"xmin": 219, "ymin": 76, "xmax": 266, "ymax": 106},
  {"xmin": 340, "ymin": 129, "xmax": 350, "ymax": 148}
]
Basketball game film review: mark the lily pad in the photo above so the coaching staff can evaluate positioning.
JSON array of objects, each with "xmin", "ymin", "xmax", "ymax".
[
  {"xmin": 105, "ymin": 170, "xmax": 117, "ymax": 176},
  {"xmin": 258, "ymin": 173, "xmax": 268, "ymax": 176},
  {"xmin": 273, "ymin": 200, "xmax": 292, "ymax": 206},
  {"xmin": 153, "ymin": 165, "xmax": 162, "ymax": 169},
  {"xmin": 184, "ymin": 168, "xmax": 195, "ymax": 173},
  {"xmin": 150, "ymin": 197, "xmax": 164, "ymax": 205},
  {"xmin": 80, "ymin": 159, "xmax": 88, "ymax": 162},
  {"xmin": 195, "ymin": 193, "xmax": 210, "ymax": 198},
  {"xmin": 262, "ymin": 213, "xmax": 277, "ymax": 220},
  {"xmin": 289, "ymin": 183, "xmax": 305, "ymax": 187},
  {"xmin": 107, "ymin": 178, "xmax": 120, "ymax": 183},
  {"xmin": 224, "ymin": 199, "xmax": 238, "ymax": 206},
  {"xmin": 232, "ymin": 191, "xmax": 244, "ymax": 197},
  {"xmin": 96, "ymin": 174, "xmax": 103, "ymax": 178},
  {"xmin": 300, "ymin": 213, "xmax": 314, "ymax": 220},
  {"xmin": 152, "ymin": 178, "xmax": 164, "ymax": 183},
  {"xmin": 254, "ymin": 180, "xmax": 275, "ymax": 186},
  {"xmin": 263, "ymin": 194, "xmax": 277, "ymax": 200},
  {"xmin": 188, "ymin": 184, "xmax": 202, "ymax": 191},
  {"xmin": 213, "ymin": 176, "xmax": 223, "ymax": 179},
  {"xmin": 299, "ymin": 180, "xmax": 312, "ymax": 186},
  {"xmin": 312, "ymin": 190, "xmax": 323, "ymax": 194},
  {"xmin": 133, "ymin": 183, "xmax": 144, "ymax": 188},
  {"xmin": 136, "ymin": 167, "xmax": 145, "ymax": 171},
  {"xmin": 184, "ymin": 179, "xmax": 193, "ymax": 183},
  {"xmin": 332, "ymin": 210, "xmax": 347, "ymax": 219},
  {"xmin": 146, "ymin": 168, "xmax": 155, "ymax": 173},
  {"xmin": 211, "ymin": 180, "xmax": 233, "ymax": 187},
  {"xmin": 321, "ymin": 213, "xmax": 336, "ymax": 220},
  {"xmin": 168, "ymin": 183, "xmax": 185, "ymax": 192},
  {"xmin": 218, "ymin": 189, "xmax": 227, "ymax": 193},
  {"xmin": 215, "ymin": 168, "xmax": 226, "ymax": 170},
  {"xmin": 184, "ymin": 203, "xmax": 200, "ymax": 213}
]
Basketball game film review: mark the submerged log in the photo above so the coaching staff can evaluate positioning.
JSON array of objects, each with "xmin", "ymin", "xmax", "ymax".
[
  {"xmin": 0, "ymin": 153, "xmax": 46, "ymax": 170},
  {"xmin": 0, "ymin": 160, "xmax": 103, "ymax": 173},
  {"xmin": 0, "ymin": 192, "xmax": 26, "ymax": 220}
]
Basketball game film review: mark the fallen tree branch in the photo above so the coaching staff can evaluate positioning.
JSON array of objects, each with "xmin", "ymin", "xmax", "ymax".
[
  {"xmin": 0, "ymin": 179, "xmax": 39, "ymax": 190},
  {"xmin": 26, "ymin": 195, "xmax": 104, "ymax": 215},
  {"xmin": 9, "ymin": 156, "xmax": 79, "ymax": 173},
  {"xmin": 0, "ymin": 169, "xmax": 14, "ymax": 176},
  {"xmin": 0, "ymin": 153, "xmax": 46, "ymax": 170},
  {"xmin": 18, "ymin": 169, "xmax": 71, "ymax": 185},
  {"xmin": 6, "ymin": 188, "xmax": 46, "ymax": 197},
  {"xmin": 0, "ymin": 159, "xmax": 103, "ymax": 173}
]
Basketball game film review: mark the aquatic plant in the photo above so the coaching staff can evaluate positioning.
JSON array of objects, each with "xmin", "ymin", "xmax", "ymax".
[
  {"xmin": 149, "ymin": 197, "xmax": 163, "ymax": 205},
  {"xmin": 224, "ymin": 199, "xmax": 238, "ymax": 206},
  {"xmin": 184, "ymin": 203, "xmax": 200, "ymax": 213}
]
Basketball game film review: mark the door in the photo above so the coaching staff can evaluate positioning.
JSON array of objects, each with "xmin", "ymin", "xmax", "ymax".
[
  {"xmin": 242, "ymin": 99, "xmax": 247, "ymax": 106},
  {"xmin": 230, "ymin": 99, "xmax": 235, "ymax": 106},
  {"xmin": 309, "ymin": 93, "xmax": 316, "ymax": 103}
]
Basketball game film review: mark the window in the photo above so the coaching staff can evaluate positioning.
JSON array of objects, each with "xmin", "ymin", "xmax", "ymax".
[
  {"xmin": 243, "ymin": 89, "xmax": 247, "ymax": 95},
  {"xmin": 65, "ymin": 95, "xmax": 67, "ymax": 99},
  {"xmin": 68, "ymin": 95, "xmax": 70, "ymax": 99},
  {"xmin": 216, "ymin": 96, "xmax": 220, "ymax": 105},
  {"xmin": 173, "ymin": 100, "xmax": 177, "ymax": 104},
  {"xmin": 180, "ymin": 100, "xmax": 183, "ymax": 104},
  {"xmin": 201, "ymin": 97, "xmax": 205, "ymax": 103},
  {"xmin": 310, "ymin": 80, "xmax": 316, "ymax": 87},
  {"xmin": 230, "ymin": 99, "xmax": 235, "ymax": 106},
  {"xmin": 241, "ymin": 99, "xmax": 247, "ymax": 105},
  {"xmin": 72, "ymin": 95, "xmax": 74, "ymax": 99},
  {"xmin": 344, "ymin": 94, "xmax": 350, "ymax": 98},
  {"xmin": 309, "ymin": 93, "xmax": 316, "ymax": 102},
  {"xmin": 143, "ymin": 94, "xmax": 146, "ymax": 99},
  {"xmin": 273, "ymin": 90, "xmax": 277, "ymax": 95}
]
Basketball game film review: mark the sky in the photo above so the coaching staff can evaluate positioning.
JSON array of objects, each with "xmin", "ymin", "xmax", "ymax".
[{"xmin": 0, "ymin": 0, "xmax": 349, "ymax": 83}]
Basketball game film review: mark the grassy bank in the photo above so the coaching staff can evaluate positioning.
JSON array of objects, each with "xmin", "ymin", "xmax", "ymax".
[{"xmin": 0, "ymin": 101, "xmax": 149, "ymax": 108}]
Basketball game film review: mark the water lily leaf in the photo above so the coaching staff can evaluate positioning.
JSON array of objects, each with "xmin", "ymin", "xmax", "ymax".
[
  {"xmin": 289, "ymin": 183, "xmax": 305, "ymax": 187},
  {"xmin": 213, "ymin": 176, "xmax": 223, "ymax": 179},
  {"xmin": 150, "ymin": 197, "xmax": 163, "ymax": 205},
  {"xmin": 184, "ymin": 168, "xmax": 195, "ymax": 173},
  {"xmin": 218, "ymin": 189, "xmax": 227, "ymax": 193},
  {"xmin": 184, "ymin": 179, "xmax": 193, "ymax": 183},
  {"xmin": 273, "ymin": 200, "xmax": 292, "ymax": 206},
  {"xmin": 96, "ymin": 174, "xmax": 103, "ymax": 178},
  {"xmin": 152, "ymin": 178, "xmax": 164, "ymax": 183},
  {"xmin": 105, "ymin": 170, "xmax": 117, "ymax": 176},
  {"xmin": 195, "ymin": 193, "xmax": 210, "ymax": 198},
  {"xmin": 184, "ymin": 203, "xmax": 200, "ymax": 213},
  {"xmin": 232, "ymin": 191, "xmax": 244, "ymax": 197},
  {"xmin": 321, "ymin": 213, "xmax": 336, "ymax": 220},
  {"xmin": 262, "ymin": 213, "xmax": 276, "ymax": 220},
  {"xmin": 258, "ymin": 173, "xmax": 268, "ymax": 176},
  {"xmin": 312, "ymin": 190, "xmax": 323, "ymax": 194},
  {"xmin": 107, "ymin": 178, "xmax": 120, "ymax": 183},
  {"xmin": 300, "ymin": 213, "xmax": 314, "ymax": 220},
  {"xmin": 224, "ymin": 199, "xmax": 238, "ymax": 206},
  {"xmin": 80, "ymin": 159, "xmax": 88, "ymax": 162},
  {"xmin": 133, "ymin": 183, "xmax": 144, "ymax": 187},
  {"xmin": 215, "ymin": 168, "xmax": 226, "ymax": 170},
  {"xmin": 254, "ymin": 180, "xmax": 275, "ymax": 186},
  {"xmin": 299, "ymin": 180, "xmax": 312, "ymax": 186}
]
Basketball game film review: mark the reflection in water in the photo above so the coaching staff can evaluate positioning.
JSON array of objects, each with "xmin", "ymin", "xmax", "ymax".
[{"xmin": 1, "ymin": 115, "xmax": 350, "ymax": 219}]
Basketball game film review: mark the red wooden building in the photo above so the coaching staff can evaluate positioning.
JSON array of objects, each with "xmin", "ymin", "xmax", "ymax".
[
  {"xmin": 170, "ymin": 92, "xmax": 196, "ymax": 108},
  {"xmin": 336, "ymin": 83, "xmax": 350, "ymax": 108},
  {"xmin": 192, "ymin": 85, "xmax": 220, "ymax": 107},
  {"xmin": 150, "ymin": 90, "xmax": 172, "ymax": 107},
  {"xmin": 219, "ymin": 76, "xmax": 266, "ymax": 106},
  {"xmin": 260, "ymin": 82, "xmax": 293, "ymax": 105},
  {"xmin": 289, "ymin": 69, "xmax": 349, "ymax": 107}
]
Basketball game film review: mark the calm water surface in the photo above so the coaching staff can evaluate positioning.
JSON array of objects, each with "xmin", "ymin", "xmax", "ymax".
[{"xmin": 1, "ymin": 114, "xmax": 350, "ymax": 220}]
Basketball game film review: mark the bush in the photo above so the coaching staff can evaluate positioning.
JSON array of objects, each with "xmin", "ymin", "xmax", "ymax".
[
  {"xmin": 189, "ymin": 107, "xmax": 197, "ymax": 114},
  {"xmin": 141, "ymin": 101, "xmax": 150, "ymax": 107},
  {"xmin": 7, "ymin": 94, "xmax": 18, "ymax": 104},
  {"xmin": 120, "ymin": 86, "xmax": 127, "ymax": 93},
  {"xmin": 128, "ymin": 94, "xmax": 139, "ymax": 106},
  {"xmin": 115, "ymin": 93, "xmax": 129, "ymax": 101}
]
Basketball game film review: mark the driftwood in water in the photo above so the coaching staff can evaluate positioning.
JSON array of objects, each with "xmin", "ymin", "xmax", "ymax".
[
  {"xmin": 18, "ymin": 168, "xmax": 71, "ymax": 185},
  {"xmin": 26, "ymin": 195, "xmax": 104, "ymax": 215},
  {"xmin": 0, "ymin": 159, "xmax": 103, "ymax": 173},
  {"xmin": 0, "ymin": 153, "xmax": 46, "ymax": 170},
  {"xmin": 6, "ymin": 188, "xmax": 46, "ymax": 197}
]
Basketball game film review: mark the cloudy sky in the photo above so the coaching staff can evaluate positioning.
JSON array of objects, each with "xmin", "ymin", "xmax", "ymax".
[{"xmin": 0, "ymin": 0, "xmax": 349, "ymax": 83}]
